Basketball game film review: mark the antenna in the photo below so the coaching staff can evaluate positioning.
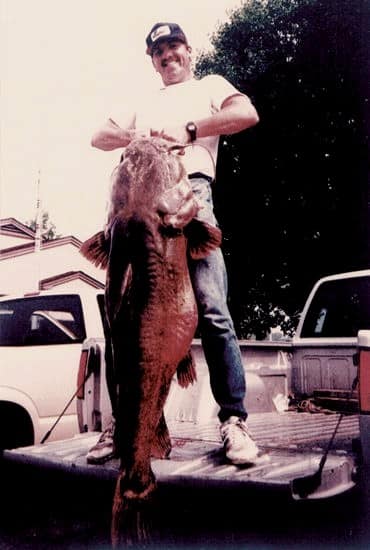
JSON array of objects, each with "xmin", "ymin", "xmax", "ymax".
[
  {"xmin": 35, "ymin": 169, "xmax": 42, "ymax": 254},
  {"xmin": 33, "ymin": 169, "xmax": 43, "ymax": 291}
]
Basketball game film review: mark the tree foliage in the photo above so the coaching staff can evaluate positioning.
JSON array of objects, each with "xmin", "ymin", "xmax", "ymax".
[
  {"xmin": 196, "ymin": 0, "xmax": 369, "ymax": 338},
  {"xmin": 25, "ymin": 211, "xmax": 61, "ymax": 241}
]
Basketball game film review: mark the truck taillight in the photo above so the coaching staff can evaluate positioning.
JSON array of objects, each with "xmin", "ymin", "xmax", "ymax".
[
  {"xmin": 77, "ymin": 350, "xmax": 89, "ymax": 399},
  {"xmin": 359, "ymin": 349, "xmax": 370, "ymax": 413}
]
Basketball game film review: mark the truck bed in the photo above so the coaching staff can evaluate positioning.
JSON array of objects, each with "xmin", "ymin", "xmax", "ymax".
[{"xmin": 3, "ymin": 410, "xmax": 359, "ymax": 500}]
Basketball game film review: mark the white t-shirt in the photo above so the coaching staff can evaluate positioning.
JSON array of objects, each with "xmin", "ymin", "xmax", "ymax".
[{"xmin": 115, "ymin": 74, "xmax": 245, "ymax": 179}]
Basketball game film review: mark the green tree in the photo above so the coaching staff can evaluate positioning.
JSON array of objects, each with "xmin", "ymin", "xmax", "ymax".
[
  {"xmin": 196, "ymin": 0, "xmax": 369, "ymax": 338},
  {"xmin": 25, "ymin": 211, "xmax": 61, "ymax": 241}
]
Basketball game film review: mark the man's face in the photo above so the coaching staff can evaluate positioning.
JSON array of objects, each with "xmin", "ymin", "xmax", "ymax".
[{"xmin": 151, "ymin": 40, "xmax": 192, "ymax": 86}]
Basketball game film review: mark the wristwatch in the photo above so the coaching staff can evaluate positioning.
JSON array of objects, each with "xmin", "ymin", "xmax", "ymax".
[{"xmin": 186, "ymin": 121, "xmax": 197, "ymax": 142}]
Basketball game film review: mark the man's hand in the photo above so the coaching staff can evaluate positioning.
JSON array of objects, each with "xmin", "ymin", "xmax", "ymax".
[{"xmin": 151, "ymin": 126, "xmax": 190, "ymax": 144}]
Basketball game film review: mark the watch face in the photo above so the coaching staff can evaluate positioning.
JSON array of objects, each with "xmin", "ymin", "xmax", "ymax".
[{"xmin": 186, "ymin": 122, "xmax": 197, "ymax": 141}]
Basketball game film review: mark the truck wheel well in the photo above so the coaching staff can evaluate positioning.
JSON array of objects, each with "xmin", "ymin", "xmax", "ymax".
[{"xmin": 0, "ymin": 402, "xmax": 34, "ymax": 450}]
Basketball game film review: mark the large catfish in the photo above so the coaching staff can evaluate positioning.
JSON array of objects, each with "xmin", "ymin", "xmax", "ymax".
[{"xmin": 81, "ymin": 137, "xmax": 221, "ymax": 546}]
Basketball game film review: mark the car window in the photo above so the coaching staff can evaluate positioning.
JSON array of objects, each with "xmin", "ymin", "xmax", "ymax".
[
  {"xmin": 0, "ymin": 295, "xmax": 87, "ymax": 346},
  {"xmin": 301, "ymin": 276, "xmax": 370, "ymax": 338}
]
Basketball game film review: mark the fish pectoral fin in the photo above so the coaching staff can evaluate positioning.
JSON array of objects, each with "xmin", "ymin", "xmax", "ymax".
[
  {"xmin": 185, "ymin": 219, "xmax": 222, "ymax": 260},
  {"xmin": 176, "ymin": 350, "xmax": 197, "ymax": 388},
  {"xmin": 80, "ymin": 230, "xmax": 110, "ymax": 269},
  {"xmin": 151, "ymin": 413, "xmax": 171, "ymax": 459}
]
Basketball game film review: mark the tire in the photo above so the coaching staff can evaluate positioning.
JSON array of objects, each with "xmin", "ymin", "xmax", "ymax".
[{"xmin": 0, "ymin": 402, "xmax": 34, "ymax": 450}]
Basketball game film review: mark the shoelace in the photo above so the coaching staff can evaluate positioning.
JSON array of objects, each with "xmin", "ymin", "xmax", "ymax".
[
  {"xmin": 221, "ymin": 419, "xmax": 249, "ymax": 442},
  {"xmin": 97, "ymin": 420, "xmax": 115, "ymax": 443}
]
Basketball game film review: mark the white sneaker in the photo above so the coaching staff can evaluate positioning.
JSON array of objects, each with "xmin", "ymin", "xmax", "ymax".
[
  {"xmin": 220, "ymin": 416, "xmax": 259, "ymax": 465},
  {"xmin": 86, "ymin": 418, "xmax": 117, "ymax": 464}
]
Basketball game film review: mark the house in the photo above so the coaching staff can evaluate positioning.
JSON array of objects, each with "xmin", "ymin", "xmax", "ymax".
[{"xmin": 0, "ymin": 218, "xmax": 105, "ymax": 295}]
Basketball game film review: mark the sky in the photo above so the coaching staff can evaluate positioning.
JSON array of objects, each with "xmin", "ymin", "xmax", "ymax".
[{"xmin": 1, "ymin": 0, "xmax": 243, "ymax": 241}]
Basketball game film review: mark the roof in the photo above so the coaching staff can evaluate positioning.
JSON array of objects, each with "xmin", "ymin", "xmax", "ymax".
[
  {"xmin": 0, "ymin": 217, "xmax": 37, "ymax": 241},
  {"xmin": 40, "ymin": 271, "xmax": 104, "ymax": 290},
  {"xmin": 0, "ymin": 235, "xmax": 83, "ymax": 260}
]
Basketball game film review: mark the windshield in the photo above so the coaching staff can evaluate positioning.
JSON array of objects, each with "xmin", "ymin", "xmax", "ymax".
[
  {"xmin": 0, "ymin": 294, "xmax": 87, "ymax": 346},
  {"xmin": 301, "ymin": 275, "xmax": 370, "ymax": 338}
]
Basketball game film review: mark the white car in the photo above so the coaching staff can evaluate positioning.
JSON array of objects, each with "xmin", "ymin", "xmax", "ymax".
[{"xmin": 0, "ymin": 289, "xmax": 104, "ymax": 449}]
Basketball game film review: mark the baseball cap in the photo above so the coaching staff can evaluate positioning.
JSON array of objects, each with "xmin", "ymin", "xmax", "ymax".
[{"xmin": 146, "ymin": 22, "xmax": 188, "ymax": 55}]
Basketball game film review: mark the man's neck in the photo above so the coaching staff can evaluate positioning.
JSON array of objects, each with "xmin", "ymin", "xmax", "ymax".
[{"xmin": 162, "ymin": 72, "xmax": 194, "ymax": 87}]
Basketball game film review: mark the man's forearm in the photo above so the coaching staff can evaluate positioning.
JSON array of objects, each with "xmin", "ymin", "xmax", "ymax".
[
  {"xmin": 196, "ymin": 107, "xmax": 258, "ymax": 138},
  {"xmin": 196, "ymin": 96, "xmax": 259, "ymax": 139},
  {"xmin": 91, "ymin": 126, "xmax": 134, "ymax": 151}
]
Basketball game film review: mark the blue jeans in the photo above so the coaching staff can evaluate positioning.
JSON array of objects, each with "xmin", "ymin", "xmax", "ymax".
[{"xmin": 189, "ymin": 176, "xmax": 247, "ymax": 423}]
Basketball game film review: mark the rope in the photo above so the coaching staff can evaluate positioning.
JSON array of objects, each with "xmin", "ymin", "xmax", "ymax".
[
  {"xmin": 315, "ymin": 375, "xmax": 359, "ymax": 479},
  {"xmin": 169, "ymin": 142, "xmax": 217, "ymax": 182},
  {"xmin": 40, "ymin": 366, "xmax": 93, "ymax": 444}
]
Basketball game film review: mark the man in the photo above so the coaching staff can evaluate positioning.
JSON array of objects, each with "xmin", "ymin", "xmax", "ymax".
[{"xmin": 87, "ymin": 22, "xmax": 260, "ymax": 465}]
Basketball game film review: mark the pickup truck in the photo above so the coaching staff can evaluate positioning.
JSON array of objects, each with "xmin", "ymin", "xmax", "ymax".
[
  {"xmin": 0, "ymin": 288, "xmax": 104, "ymax": 449},
  {"xmin": 3, "ymin": 269, "xmax": 370, "ymax": 503}
]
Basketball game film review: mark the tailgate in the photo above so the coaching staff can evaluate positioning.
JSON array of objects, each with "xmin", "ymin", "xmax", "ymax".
[
  {"xmin": 163, "ymin": 411, "xmax": 358, "ymax": 499},
  {"xmin": 3, "ymin": 411, "xmax": 358, "ymax": 501}
]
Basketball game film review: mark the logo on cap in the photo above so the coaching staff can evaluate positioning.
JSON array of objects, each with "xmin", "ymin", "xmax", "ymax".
[{"xmin": 151, "ymin": 25, "xmax": 171, "ymax": 44}]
